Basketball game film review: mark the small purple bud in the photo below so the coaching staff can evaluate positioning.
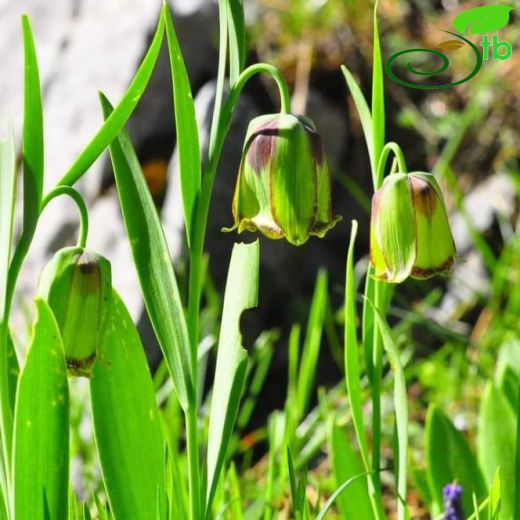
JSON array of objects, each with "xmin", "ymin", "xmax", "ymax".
[{"xmin": 443, "ymin": 483, "xmax": 464, "ymax": 520}]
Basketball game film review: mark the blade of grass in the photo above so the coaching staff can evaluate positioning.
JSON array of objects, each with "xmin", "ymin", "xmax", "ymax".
[
  {"xmin": 478, "ymin": 383, "xmax": 516, "ymax": 519},
  {"xmin": 489, "ymin": 468, "xmax": 501, "ymax": 520},
  {"xmin": 285, "ymin": 324, "xmax": 300, "ymax": 442},
  {"xmin": 362, "ymin": 269, "xmax": 375, "ymax": 383},
  {"xmin": 344, "ymin": 221, "xmax": 370, "ymax": 469},
  {"xmin": 21, "ymin": 16, "xmax": 44, "ymax": 235},
  {"xmin": 316, "ymin": 471, "xmax": 374, "ymax": 520},
  {"xmin": 206, "ymin": 241, "xmax": 260, "ymax": 516},
  {"xmin": 13, "ymin": 299, "xmax": 69, "ymax": 520},
  {"xmin": 370, "ymin": 301, "xmax": 409, "ymax": 520},
  {"xmin": 371, "ymin": 0, "xmax": 385, "ymax": 185},
  {"xmin": 341, "ymin": 66, "xmax": 374, "ymax": 175},
  {"xmin": 263, "ymin": 412, "xmax": 285, "ymax": 520},
  {"xmin": 287, "ymin": 447, "xmax": 298, "ymax": 516},
  {"xmin": 163, "ymin": 7, "xmax": 201, "ymax": 247},
  {"xmin": 57, "ymin": 7, "xmax": 166, "ymax": 188},
  {"xmin": 295, "ymin": 270, "xmax": 328, "ymax": 422},
  {"xmin": 99, "ymin": 93, "xmax": 193, "ymax": 410},
  {"xmin": 227, "ymin": 463, "xmax": 243, "ymax": 520},
  {"xmin": 327, "ymin": 418, "xmax": 374, "ymax": 520},
  {"xmin": 90, "ymin": 290, "xmax": 166, "ymax": 520},
  {"xmin": 226, "ymin": 0, "xmax": 246, "ymax": 84}
]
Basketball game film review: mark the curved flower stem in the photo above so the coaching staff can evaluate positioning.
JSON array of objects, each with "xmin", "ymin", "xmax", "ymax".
[
  {"xmin": 375, "ymin": 142, "xmax": 408, "ymax": 187},
  {"xmin": 186, "ymin": 62, "xmax": 291, "ymax": 376},
  {"xmin": 5, "ymin": 187, "xmax": 89, "ymax": 326},
  {"xmin": 40, "ymin": 186, "xmax": 89, "ymax": 248}
]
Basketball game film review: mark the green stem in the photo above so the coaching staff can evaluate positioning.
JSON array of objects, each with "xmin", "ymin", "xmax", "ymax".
[
  {"xmin": 370, "ymin": 281, "xmax": 384, "ymax": 492},
  {"xmin": 376, "ymin": 142, "xmax": 408, "ymax": 186},
  {"xmin": 40, "ymin": 186, "xmax": 89, "ymax": 248},
  {"xmin": 185, "ymin": 404, "xmax": 201, "ymax": 520}
]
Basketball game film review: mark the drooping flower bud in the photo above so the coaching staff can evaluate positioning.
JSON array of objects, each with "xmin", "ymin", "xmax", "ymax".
[
  {"xmin": 224, "ymin": 113, "xmax": 341, "ymax": 246},
  {"xmin": 38, "ymin": 246, "xmax": 111, "ymax": 377},
  {"xmin": 370, "ymin": 172, "xmax": 456, "ymax": 283}
]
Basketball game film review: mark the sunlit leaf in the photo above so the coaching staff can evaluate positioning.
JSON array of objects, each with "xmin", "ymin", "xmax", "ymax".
[
  {"xmin": 206, "ymin": 241, "xmax": 259, "ymax": 516},
  {"xmin": 328, "ymin": 419, "xmax": 374, "ymax": 520},
  {"xmin": 91, "ymin": 291, "xmax": 166, "ymax": 520},
  {"xmin": 226, "ymin": 0, "xmax": 246, "ymax": 84},
  {"xmin": 294, "ymin": 270, "xmax": 328, "ymax": 422},
  {"xmin": 478, "ymin": 383, "xmax": 516, "ymax": 520},
  {"xmin": 13, "ymin": 299, "xmax": 69, "ymax": 520},
  {"xmin": 163, "ymin": 7, "xmax": 201, "ymax": 246},
  {"xmin": 21, "ymin": 16, "xmax": 44, "ymax": 236},
  {"xmin": 100, "ymin": 93, "xmax": 193, "ymax": 411}
]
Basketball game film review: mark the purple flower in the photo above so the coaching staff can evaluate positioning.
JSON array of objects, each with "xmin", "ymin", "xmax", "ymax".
[{"xmin": 443, "ymin": 483, "xmax": 464, "ymax": 520}]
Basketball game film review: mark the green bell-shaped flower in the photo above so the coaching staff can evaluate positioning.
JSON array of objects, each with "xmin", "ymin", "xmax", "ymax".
[
  {"xmin": 370, "ymin": 172, "xmax": 456, "ymax": 283},
  {"xmin": 38, "ymin": 246, "xmax": 112, "ymax": 377},
  {"xmin": 224, "ymin": 113, "xmax": 341, "ymax": 246}
]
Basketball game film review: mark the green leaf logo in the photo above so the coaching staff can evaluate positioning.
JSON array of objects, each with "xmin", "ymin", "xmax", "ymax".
[{"xmin": 453, "ymin": 5, "xmax": 513, "ymax": 34}]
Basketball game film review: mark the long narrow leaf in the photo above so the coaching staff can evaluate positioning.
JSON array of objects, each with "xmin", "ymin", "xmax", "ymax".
[
  {"xmin": 478, "ymin": 383, "xmax": 516, "ymax": 520},
  {"xmin": 371, "ymin": 302, "xmax": 408, "ymax": 520},
  {"xmin": 100, "ymin": 93, "xmax": 193, "ymax": 410},
  {"xmin": 58, "ymin": 9, "xmax": 166, "ymax": 187},
  {"xmin": 13, "ymin": 299, "xmax": 69, "ymax": 520},
  {"xmin": 163, "ymin": 7, "xmax": 201, "ymax": 246},
  {"xmin": 206, "ymin": 241, "xmax": 260, "ymax": 516},
  {"xmin": 344, "ymin": 220, "xmax": 370, "ymax": 469},
  {"xmin": 296, "ymin": 270, "xmax": 328, "ymax": 421},
  {"xmin": 21, "ymin": 16, "xmax": 44, "ymax": 233},
  {"xmin": 341, "ymin": 66, "xmax": 374, "ymax": 175},
  {"xmin": 226, "ymin": 0, "xmax": 246, "ymax": 84},
  {"xmin": 328, "ymin": 419, "xmax": 374, "ymax": 520},
  {"xmin": 371, "ymin": 0, "xmax": 385, "ymax": 185},
  {"xmin": 90, "ymin": 291, "xmax": 166, "ymax": 520},
  {"xmin": 316, "ymin": 471, "xmax": 372, "ymax": 520}
]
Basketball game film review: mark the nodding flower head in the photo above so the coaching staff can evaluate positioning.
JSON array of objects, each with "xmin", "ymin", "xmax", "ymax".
[
  {"xmin": 443, "ymin": 483, "xmax": 464, "ymax": 520},
  {"xmin": 224, "ymin": 113, "xmax": 341, "ymax": 246},
  {"xmin": 370, "ymin": 172, "xmax": 456, "ymax": 283},
  {"xmin": 38, "ymin": 246, "xmax": 112, "ymax": 377}
]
